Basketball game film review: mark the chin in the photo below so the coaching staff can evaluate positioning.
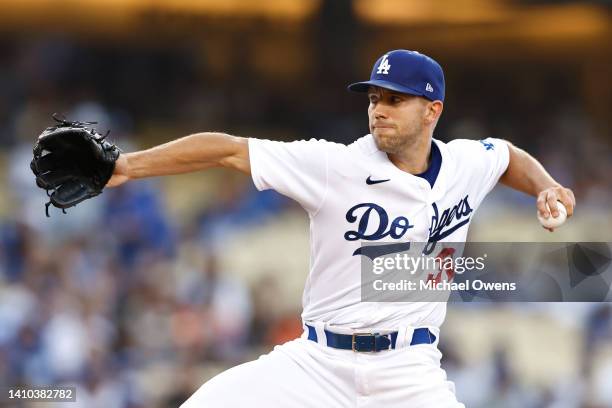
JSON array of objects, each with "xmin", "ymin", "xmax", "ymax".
[{"xmin": 373, "ymin": 132, "xmax": 402, "ymax": 154}]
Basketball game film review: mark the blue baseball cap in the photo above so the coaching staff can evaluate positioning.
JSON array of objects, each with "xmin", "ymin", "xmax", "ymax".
[{"xmin": 348, "ymin": 50, "xmax": 445, "ymax": 102}]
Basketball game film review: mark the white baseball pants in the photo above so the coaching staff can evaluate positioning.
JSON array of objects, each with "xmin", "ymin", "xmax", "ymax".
[{"xmin": 180, "ymin": 329, "xmax": 464, "ymax": 408}]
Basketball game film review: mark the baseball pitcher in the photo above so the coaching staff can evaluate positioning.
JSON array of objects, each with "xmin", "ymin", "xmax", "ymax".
[{"xmin": 31, "ymin": 50, "xmax": 575, "ymax": 407}]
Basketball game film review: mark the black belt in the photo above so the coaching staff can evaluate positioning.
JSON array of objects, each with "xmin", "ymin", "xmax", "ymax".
[{"xmin": 306, "ymin": 324, "xmax": 436, "ymax": 352}]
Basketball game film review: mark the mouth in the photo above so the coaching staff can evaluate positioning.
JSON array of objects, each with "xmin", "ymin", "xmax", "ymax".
[{"xmin": 373, "ymin": 126, "xmax": 395, "ymax": 134}]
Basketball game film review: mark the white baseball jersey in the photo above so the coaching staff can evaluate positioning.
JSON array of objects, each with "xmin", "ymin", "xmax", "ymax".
[{"xmin": 249, "ymin": 134, "xmax": 509, "ymax": 331}]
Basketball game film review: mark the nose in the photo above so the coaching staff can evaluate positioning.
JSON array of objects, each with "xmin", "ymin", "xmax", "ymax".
[{"xmin": 372, "ymin": 103, "xmax": 388, "ymax": 119}]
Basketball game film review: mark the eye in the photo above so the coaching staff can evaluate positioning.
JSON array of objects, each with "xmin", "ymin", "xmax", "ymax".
[
  {"xmin": 391, "ymin": 96, "xmax": 402, "ymax": 103},
  {"xmin": 368, "ymin": 95, "xmax": 378, "ymax": 103}
]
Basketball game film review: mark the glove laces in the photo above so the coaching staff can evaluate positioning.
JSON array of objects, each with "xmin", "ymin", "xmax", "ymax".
[{"xmin": 51, "ymin": 112, "xmax": 97, "ymax": 129}]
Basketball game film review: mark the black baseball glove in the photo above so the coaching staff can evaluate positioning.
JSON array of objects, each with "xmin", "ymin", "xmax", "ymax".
[{"xmin": 30, "ymin": 114, "xmax": 121, "ymax": 217}]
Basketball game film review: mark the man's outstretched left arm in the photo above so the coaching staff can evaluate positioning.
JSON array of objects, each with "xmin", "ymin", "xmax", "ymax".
[{"xmin": 499, "ymin": 141, "xmax": 576, "ymax": 230}]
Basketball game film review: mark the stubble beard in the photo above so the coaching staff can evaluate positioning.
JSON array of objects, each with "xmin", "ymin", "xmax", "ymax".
[{"xmin": 373, "ymin": 123, "xmax": 423, "ymax": 155}]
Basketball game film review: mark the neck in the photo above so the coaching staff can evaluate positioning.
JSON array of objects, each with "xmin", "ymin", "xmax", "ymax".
[{"xmin": 387, "ymin": 135, "xmax": 432, "ymax": 174}]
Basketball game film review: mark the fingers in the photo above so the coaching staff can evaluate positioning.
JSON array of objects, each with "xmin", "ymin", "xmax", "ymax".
[
  {"xmin": 568, "ymin": 189, "xmax": 576, "ymax": 206},
  {"xmin": 536, "ymin": 192, "xmax": 549, "ymax": 218},
  {"xmin": 546, "ymin": 190, "xmax": 560, "ymax": 218},
  {"xmin": 566, "ymin": 188, "xmax": 576, "ymax": 214},
  {"xmin": 537, "ymin": 189, "xmax": 557, "ymax": 218},
  {"xmin": 537, "ymin": 186, "xmax": 577, "ymax": 221},
  {"xmin": 556, "ymin": 188, "xmax": 575, "ymax": 217}
]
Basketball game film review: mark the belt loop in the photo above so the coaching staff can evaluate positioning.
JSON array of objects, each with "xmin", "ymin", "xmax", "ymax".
[
  {"xmin": 429, "ymin": 326, "xmax": 440, "ymax": 346},
  {"xmin": 302, "ymin": 323, "xmax": 311, "ymax": 340},
  {"xmin": 394, "ymin": 327, "xmax": 413, "ymax": 349},
  {"xmin": 313, "ymin": 322, "xmax": 327, "ymax": 346}
]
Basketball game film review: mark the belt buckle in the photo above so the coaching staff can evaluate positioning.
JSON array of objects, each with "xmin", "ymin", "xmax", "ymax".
[{"xmin": 351, "ymin": 332, "xmax": 376, "ymax": 352}]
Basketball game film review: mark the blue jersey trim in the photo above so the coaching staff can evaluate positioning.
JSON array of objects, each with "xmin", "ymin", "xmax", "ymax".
[{"xmin": 415, "ymin": 141, "xmax": 442, "ymax": 188}]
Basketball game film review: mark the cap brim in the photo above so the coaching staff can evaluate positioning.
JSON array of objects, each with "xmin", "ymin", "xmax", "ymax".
[{"xmin": 347, "ymin": 79, "xmax": 423, "ymax": 97}]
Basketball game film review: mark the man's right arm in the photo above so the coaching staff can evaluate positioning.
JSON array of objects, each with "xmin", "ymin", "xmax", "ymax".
[{"xmin": 107, "ymin": 132, "xmax": 250, "ymax": 187}]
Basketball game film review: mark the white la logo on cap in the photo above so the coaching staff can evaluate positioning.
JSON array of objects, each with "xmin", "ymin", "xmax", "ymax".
[
  {"xmin": 426, "ymin": 83, "xmax": 434, "ymax": 92},
  {"xmin": 376, "ymin": 55, "xmax": 391, "ymax": 75}
]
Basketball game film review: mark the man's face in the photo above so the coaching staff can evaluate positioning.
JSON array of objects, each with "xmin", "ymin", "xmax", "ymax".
[{"xmin": 367, "ymin": 86, "xmax": 430, "ymax": 154}]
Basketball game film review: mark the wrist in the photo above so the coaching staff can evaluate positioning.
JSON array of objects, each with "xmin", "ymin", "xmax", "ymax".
[{"xmin": 115, "ymin": 153, "xmax": 132, "ymax": 181}]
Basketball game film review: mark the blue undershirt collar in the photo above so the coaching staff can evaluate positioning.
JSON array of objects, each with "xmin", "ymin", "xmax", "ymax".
[{"xmin": 415, "ymin": 141, "xmax": 442, "ymax": 188}]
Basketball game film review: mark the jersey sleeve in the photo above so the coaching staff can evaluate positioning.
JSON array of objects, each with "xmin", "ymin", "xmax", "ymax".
[
  {"xmin": 449, "ymin": 137, "xmax": 510, "ymax": 203},
  {"xmin": 248, "ymin": 138, "xmax": 330, "ymax": 214}
]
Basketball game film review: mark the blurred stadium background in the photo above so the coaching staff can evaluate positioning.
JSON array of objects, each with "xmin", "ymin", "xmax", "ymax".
[{"xmin": 0, "ymin": 0, "xmax": 610, "ymax": 407}]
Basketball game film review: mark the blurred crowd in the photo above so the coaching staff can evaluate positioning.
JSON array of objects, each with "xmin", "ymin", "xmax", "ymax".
[
  {"xmin": 0, "ymin": 34, "xmax": 611, "ymax": 408},
  {"xmin": 1, "ymin": 157, "xmax": 302, "ymax": 407}
]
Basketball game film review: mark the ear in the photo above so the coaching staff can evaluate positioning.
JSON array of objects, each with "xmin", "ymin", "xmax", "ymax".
[{"xmin": 425, "ymin": 101, "xmax": 443, "ymax": 125}]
